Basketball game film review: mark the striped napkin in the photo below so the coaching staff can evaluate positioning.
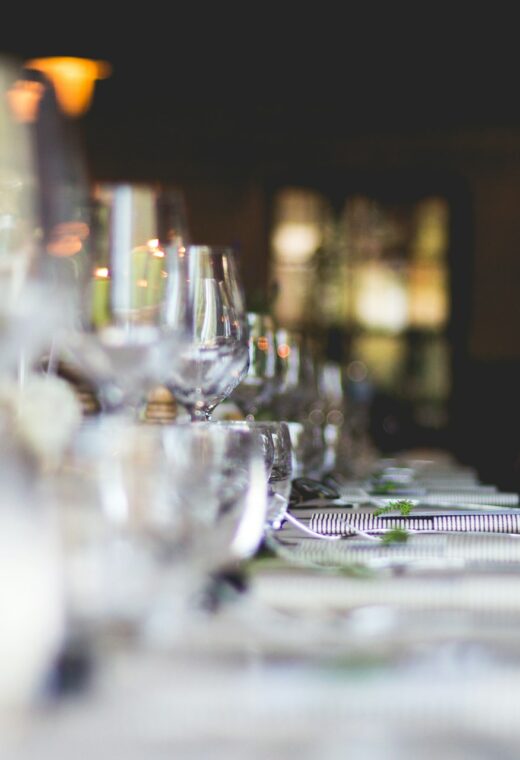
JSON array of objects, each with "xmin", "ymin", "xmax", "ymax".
[{"xmin": 310, "ymin": 511, "xmax": 520, "ymax": 536}]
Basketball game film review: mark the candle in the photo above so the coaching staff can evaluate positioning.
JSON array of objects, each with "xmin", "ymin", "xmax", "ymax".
[
  {"xmin": 145, "ymin": 240, "xmax": 166, "ymax": 308},
  {"xmin": 111, "ymin": 186, "xmax": 133, "ymax": 316},
  {"xmin": 131, "ymin": 245, "xmax": 149, "ymax": 310},
  {"xmin": 91, "ymin": 266, "xmax": 110, "ymax": 327}
]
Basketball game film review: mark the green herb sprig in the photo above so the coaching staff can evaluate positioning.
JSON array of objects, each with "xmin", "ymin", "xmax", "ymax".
[
  {"xmin": 373, "ymin": 499, "xmax": 415, "ymax": 518},
  {"xmin": 381, "ymin": 528, "xmax": 409, "ymax": 545}
]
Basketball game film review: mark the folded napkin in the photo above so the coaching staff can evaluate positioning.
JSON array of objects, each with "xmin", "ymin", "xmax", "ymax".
[{"xmin": 311, "ymin": 512, "xmax": 520, "ymax": 536}]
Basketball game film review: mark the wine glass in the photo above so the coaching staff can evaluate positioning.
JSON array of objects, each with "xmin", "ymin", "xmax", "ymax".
[
  {"xmin": 215, "ymin": 419, "xmax": 293, "ymax": 529},
  {"xmin": 228, "ymin": 311, "xmax": 278, "ymax": 419},
  {"xmin": 286, "ymin": 420, "xmax": 326, "ymax": 479},
  {"xmin": 0, "ymin": 415, "xmax": 64, "ymax": 721},
  {"xmin": 52, "ymin": 418, "xmax": 267, "ymax": 644},
  {"xmin": 271, "ymin": 327, "xmax": 320, "ymax": 422},
  {"xmin": 56, "ymin": 182, "xmax": 190, "ymax": 417},
  {"xmin": 163, "ymin": 245, "xmax": 250, "ymax": 421},
  {"xmin": 0, "ymin": 55, "xmax": 74, "ymax": 381}
]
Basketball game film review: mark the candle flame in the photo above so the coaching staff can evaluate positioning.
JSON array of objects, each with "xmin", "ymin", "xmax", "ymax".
[{"xmin": 147, "ymin": 238, "xmax": 165, "ymax": 258}]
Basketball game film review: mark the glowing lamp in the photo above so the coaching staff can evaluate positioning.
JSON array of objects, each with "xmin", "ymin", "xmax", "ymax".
[
  {"xmin": 23, "ymin": 57, "xmax": 112, "ymax": 117},
  {"xmin": 6, "ymin": 79, "xmax": 44, "ymax": 123},
  {"xmin": 353, "ymin": 262, "xmax": 408, "ymax": 333},
  {"xmin": 271, "ymin": 188, "xmax": 328, "ymax": 264}
]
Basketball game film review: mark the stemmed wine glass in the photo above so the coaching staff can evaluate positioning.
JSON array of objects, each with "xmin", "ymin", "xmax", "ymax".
[
  {"xmin": 163, "ymin": 244, "xmax": 250, "ymax": 421},
  {"xmin": 271, "ymin": 327, "xmax": 320, "ymax": 421},
  {"xmin": 0, "ymin": 55, "xmax": 75, "ymax": 381},
  {"xmin": 0, "ymin": 55, "xmax": 88, "ymax": 723},
  {"xmin": 228, "ymin": 311, "xmax": 277, "ymax": 419},
  {"xmin": 56, "ymin": 182, "xmax": 190, "ymax": 417},
  {"xmin": 52, "ymin": 418, "xmax": 267, "ymax": 644}
]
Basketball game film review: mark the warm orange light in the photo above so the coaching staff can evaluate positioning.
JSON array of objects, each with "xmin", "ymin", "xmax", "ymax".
[
  {"xmin": 257, "ymin": 336, "xmax": 269, "ymax": 351},
  {"xmin": 94, "ymin": 266, "xmax": 110, "ymax": 279},
  {"xmin": 6, "ymin": 79, "xmax": 44, "ymax": 123},
  {"xmin": 148, "ymin": 239, "xmax": 165, "ymax": 258},
  {"xmin": 46, "ymin": 221, "xmax": 90, "ymax": 257},
  {"xmin": 24, "ymin": 57, "xmax": 112, "ymax": 117}
]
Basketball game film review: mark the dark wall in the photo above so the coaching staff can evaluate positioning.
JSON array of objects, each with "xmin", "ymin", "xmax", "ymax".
[
  {"xmin": 80, "ymin": 112, "xmax": 520, "ymax": 491},
  {"xmin": 2, "ymin": 31, "xmax": 519, "ymax": 492}
]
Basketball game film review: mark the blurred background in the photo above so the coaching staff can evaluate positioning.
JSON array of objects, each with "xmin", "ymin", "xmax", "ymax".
[{"xmin": 1, "ymin": 25, "xmax": 519, "ymax": 491}]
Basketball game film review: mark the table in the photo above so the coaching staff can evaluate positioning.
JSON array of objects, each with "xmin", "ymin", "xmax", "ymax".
[{"xmin": 5, "ymin": 452, "xmax": 520, "ymax": 759}]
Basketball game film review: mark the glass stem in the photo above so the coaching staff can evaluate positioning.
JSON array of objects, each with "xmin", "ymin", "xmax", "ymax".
[
  {"xmin": 17, "ymin": 348, "xmax": 27, "ymax": 389},
  {"xmin": 189, "ymin": 409, "xmax": 212, "ymax": 422},
  {"xmin": 187, "ymin": 403, "xmax": 215, "ymax": 422}
]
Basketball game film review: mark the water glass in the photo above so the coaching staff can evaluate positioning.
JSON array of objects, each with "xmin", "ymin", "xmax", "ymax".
[
  {"xmin": 163, "ymin": 245, "xmax": 250, "ymax": 421},
  {"xmin": 229, "ymin": 312, "xmax": 277, "ymax": 419},
  {"xmin": 52, "ymin": 418, "xmax": 267, "ymax": 645},
  {"xmin": 214, "ymin": 419, "xmax": 292, "ymax": 529},
  {"xmin": 287, "ymin": 421, "xmax": 326, "ymax": 479},
  {"xmin": 57, "ymin": 183, "xmax": 189, "ymax": 415}
]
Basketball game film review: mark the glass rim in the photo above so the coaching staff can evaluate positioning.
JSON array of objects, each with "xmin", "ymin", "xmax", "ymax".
[
  {"xmin": 182, "ymin": 244, "xmax": 236, "ymax": 256},
  {"xmin": 213, "ymin": 419, "xmax": 289, "ymax": 429},
  {"xmin": 163, "ymin": 420, "xmax": 265, "ymax": 437}
]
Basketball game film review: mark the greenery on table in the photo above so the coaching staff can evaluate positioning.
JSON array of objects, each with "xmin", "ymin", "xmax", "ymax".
[
  {"xmin": 381, "ymin": 528, "xmax": 409, "ymax": 545},
  {"xmin": 373, "ymin": 499, "xmax": 415, "ymax": 517}
]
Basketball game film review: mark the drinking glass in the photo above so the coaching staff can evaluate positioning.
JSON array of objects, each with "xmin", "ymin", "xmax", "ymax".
[
  {"xmin": 52, "ymin": 419, "xmax": 267, "ymax": 644},
  {"xmin": 163, "ymin": 245, "xmax": 250, "ymax": 421},
  {"xmin": 56, "ymin": 183, "xmax": 190, "ymax": 416},
  {"xmin": 0, "ymin": 55, "xmax": 80, "ymax": 381},
  {"xmin": 263, "ymin": 420, "xmax": 293, "ymax": 527},
  {"xmin": 0, "ymin": 432, "xmax": 64, "ymax": 720},
  {"xmin": 213, "ymin": 419, "xmax": 275, "ymax": 477},
  {"xmin": 271, "ymin": 327, "xmax": 320, "ymax": 422},
  {"xmin": 287, "ymin": 420, "xmax": 326, "ymax": 479},
  {"xmin": 214, "ymin": 419, "xmax": 293, "ymax": 531},
  {"xmin": 229, "ymin": 312, "xmax": 277, "ymax": 419},
  {"xmin": 316, "ymin": 359, "xmax": 348, "ymax": 473}
]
